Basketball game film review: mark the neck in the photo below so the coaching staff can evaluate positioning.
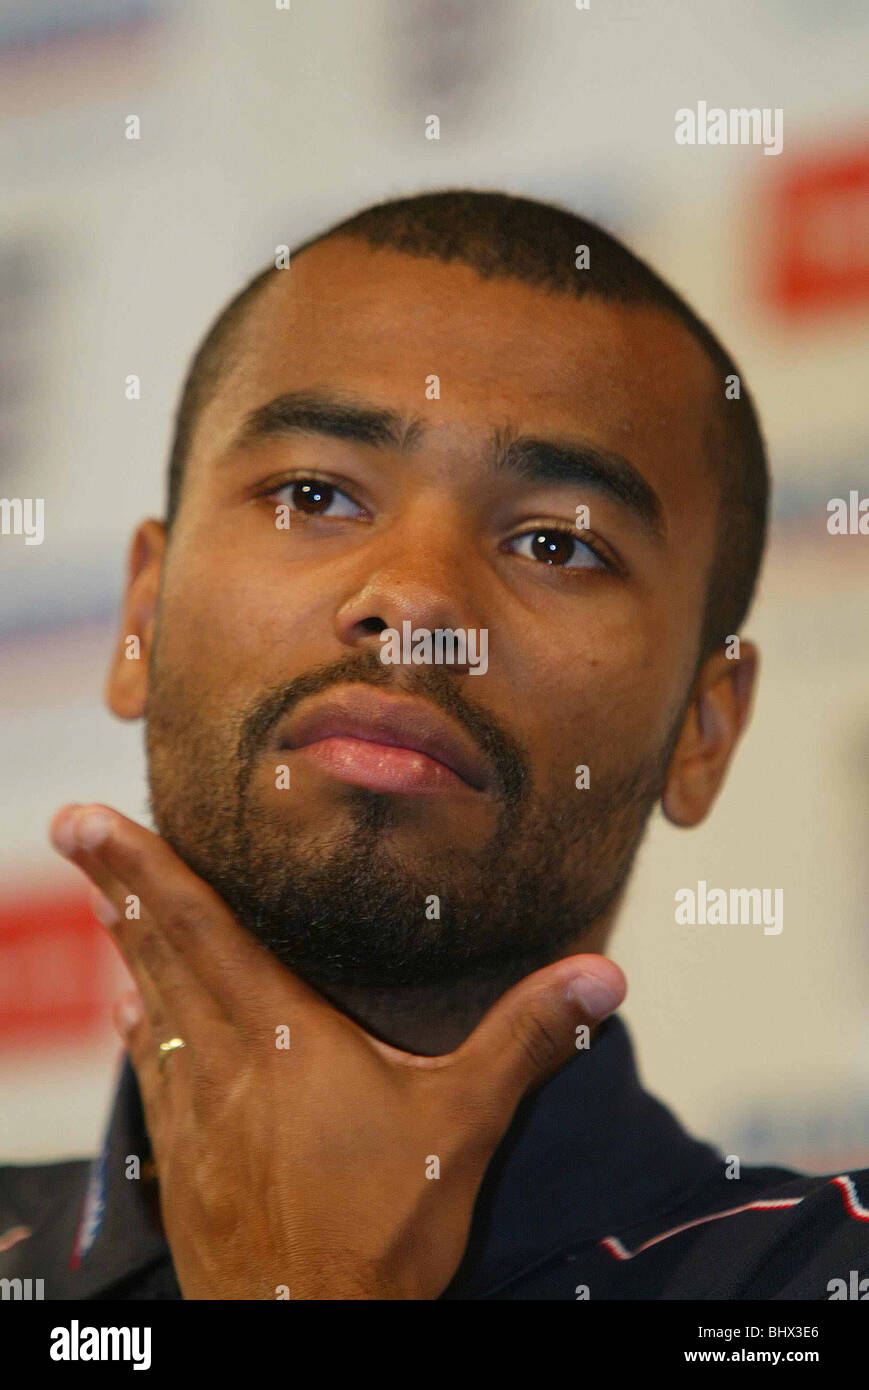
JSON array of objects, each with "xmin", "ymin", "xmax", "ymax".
[{"xmin": 312, "ymin": 917, "xmax": 615, "ymax": 1055}]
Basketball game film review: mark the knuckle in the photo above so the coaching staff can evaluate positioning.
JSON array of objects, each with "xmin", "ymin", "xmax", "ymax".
[
  {"xmin": 136, "ymin": 924, "xmax": 171, "ymax": 973},
  {"xmin": 117, "ymin": 835, "xmax": 148, "ymax": 879},
  {"xmin": 159, "ymin": 889, "xmax": 202, "ymax": 942},
  {"xmin": 512, "ymin": 1010, "xmax": 559, "ymax": 1074}
]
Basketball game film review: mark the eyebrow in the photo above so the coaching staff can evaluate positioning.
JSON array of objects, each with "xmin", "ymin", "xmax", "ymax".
[
  {"xmin": 492, "ymin": 430, "xmax": 666, "ymax": 544},
  {"xmin": 232, "ymin": 389, "xmax": 665, "ymax": 544},
  {"xmin": 234, "ymin": 390, "xmax": 422, "ymax": 451}
]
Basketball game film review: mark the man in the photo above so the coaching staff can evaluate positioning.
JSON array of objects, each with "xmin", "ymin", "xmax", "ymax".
[{"xmin": 3, "ymin": 190, "xmax": 867, "ymax": 1300}]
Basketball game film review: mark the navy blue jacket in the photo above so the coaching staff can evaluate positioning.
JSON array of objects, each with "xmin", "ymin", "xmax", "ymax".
[{"xmin": 2, "ymin": 1016, "xmax": 867, "ymax": 1299}]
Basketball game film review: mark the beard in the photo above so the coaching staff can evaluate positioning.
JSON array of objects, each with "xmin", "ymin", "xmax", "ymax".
[{"xmin": 145, "ymin": 639, "xmax": 674, "ymax": 996}]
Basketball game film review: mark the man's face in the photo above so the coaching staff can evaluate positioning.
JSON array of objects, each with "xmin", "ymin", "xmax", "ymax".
[{"xmin": 137, "ymin": 238, "xmax": 720, "ymax": 994}]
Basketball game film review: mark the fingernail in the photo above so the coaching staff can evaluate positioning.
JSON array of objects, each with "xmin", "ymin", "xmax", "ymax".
[
  {"xmin": 90, "ymin": 888, "xmax": 120, "ymax": 927},
  {"xmin": 115, "ymin": 993, "xmax": 143, "ymax": 1036},
  {"xmin": 49, "ymin": 807, "xmax": 80, "ymax": 856},
  {"xmin": 566, "ymin": 970, "xmax": 624, "ymax": 1020},
  {"xmin": 76, "ymin": 809, "xmax": 115, "ymax": 852}
]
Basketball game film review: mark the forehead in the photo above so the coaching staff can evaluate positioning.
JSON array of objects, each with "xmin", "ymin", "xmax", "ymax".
[{"xmin": 188, "ymin": 237, "xmax": 719, "ymax": 517}]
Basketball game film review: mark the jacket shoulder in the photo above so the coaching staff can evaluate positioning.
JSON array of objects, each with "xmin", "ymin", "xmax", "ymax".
[
  {"xmin": 491, "ymin": 1164, "xmax": 869, "ymax": 1300},
  {"xmin": 640, "ymin": 1163, "xmax": 869, "ymax": 1299}
]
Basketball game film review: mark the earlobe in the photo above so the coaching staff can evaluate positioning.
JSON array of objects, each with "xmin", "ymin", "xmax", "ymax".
[
  {"xmin": 104, "ymin": 520, "xmax": 167, "ymax": 720},
  {"xmin": 660, "ymin": 713, "xmax": 704, "ymax": 828},
  {"xmin": 661, "ymin": 642, "xmax": 759, "ymax": 829}
]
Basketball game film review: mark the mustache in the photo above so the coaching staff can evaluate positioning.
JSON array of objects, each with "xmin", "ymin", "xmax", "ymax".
[{"xmin": 234, "ymin": 647, "xmax": 530, "ymax": 807}]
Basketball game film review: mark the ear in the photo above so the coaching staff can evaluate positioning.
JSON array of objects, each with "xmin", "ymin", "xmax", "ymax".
[
  {"xmin": 104, "ymin": 519, "xmax": 167, "ymax": 720},
  {"xmin": 661, "ymin": 640, "xmax": 759, "ymax": 827}
]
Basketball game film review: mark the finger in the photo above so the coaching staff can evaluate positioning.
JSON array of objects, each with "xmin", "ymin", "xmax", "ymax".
[
  {"xmin": 454, "ymin": 953, "xmax": 627, "ymax": 1124},
  {"xmin": 114, "ymin": 990, "xmax": 156, "ymax": 1083},
  {"xmin": 49, "ymin": 801, "xmax": 338, "ymax": 1030},
  {"xmin": 113, "ymin": 990, "xmax": 186, "ymax": 1164},
  {"xmin": 90, "ymin": 878, "xmax": 171, "ymax": 1040},
  {"xmin": 49, "ymin": 807, "xmax": 171, "ymax": 1037},
  {"xmin": 50, "ymin": 806, "xmax": 195, "ymax": 1037}
]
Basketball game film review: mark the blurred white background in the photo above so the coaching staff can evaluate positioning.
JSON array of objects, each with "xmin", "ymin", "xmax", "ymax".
[{"xmin": 1, "ymin": 0, "xmax": 868, "ymax": 1169}]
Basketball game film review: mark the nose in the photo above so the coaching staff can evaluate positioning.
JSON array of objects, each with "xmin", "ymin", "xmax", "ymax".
[{"xmin": 333, "ymin": 496, "xmax": 486, "ymax": 673}]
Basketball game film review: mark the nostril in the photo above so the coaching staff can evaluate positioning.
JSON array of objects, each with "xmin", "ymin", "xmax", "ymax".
[{"xmin": 357, "ymin": 616, "xmax": 388, "ymax": 635}]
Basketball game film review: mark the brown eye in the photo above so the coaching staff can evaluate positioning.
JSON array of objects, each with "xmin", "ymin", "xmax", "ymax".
[
  {"xmin": 292, "ymin": 480, "xmax": 334, "ymax": 513},
  {"xmin": 507, "ymin": 527, "xmax": 608, "ymax": 571},
  {"xmin": 530, "ymin": 530, "xmax": 575, "ymax": 565},
  {"xmin": 272, "ymin": 477, "xmax": 364, "ymax": 521}
]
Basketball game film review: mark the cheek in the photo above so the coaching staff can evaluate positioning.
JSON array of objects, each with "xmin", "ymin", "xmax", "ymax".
[
  {"xmin": 156, "ymin": 546, "xmax": 324, "ymax": 706},
  {"xmin": 521, "ymin": 619, "xmax": 686, "ymax": 778}
]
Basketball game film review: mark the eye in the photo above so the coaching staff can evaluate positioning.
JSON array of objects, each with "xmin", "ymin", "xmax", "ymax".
[
  {"xmin": 273, "ymin": 477, "xmax": 364, "ymax": 519},
  {"xmin": 507, "ymin": 527, "xmax": 608, "ymax": 570}
]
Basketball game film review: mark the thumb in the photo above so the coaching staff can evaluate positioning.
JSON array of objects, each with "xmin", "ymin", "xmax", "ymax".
[{"xmin": 456, "ymin": 954, "xmax": 627, "ymax": 1110}]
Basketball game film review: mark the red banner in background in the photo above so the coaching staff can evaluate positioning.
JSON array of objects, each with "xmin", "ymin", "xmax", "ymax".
[
  {"xmin": 0, "ymin": 891, "xmax": 120, "ymax": 1044},
  {"xmin": 768, "ymin": 143, "xmax": 869, "ymax": 315}
]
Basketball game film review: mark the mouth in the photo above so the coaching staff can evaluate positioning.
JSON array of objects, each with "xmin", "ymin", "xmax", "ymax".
[{"xmin": 275, "ymin": 686, "xmax": 492, "ymax": 795}]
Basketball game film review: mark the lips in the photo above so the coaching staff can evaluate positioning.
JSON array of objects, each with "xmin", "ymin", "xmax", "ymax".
[{"xmin": 275, "ymin": 686, "xmax": 492, "ymax": 793}]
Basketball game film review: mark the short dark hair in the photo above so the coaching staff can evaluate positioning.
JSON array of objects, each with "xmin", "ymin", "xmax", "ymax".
[{"xmin": 166, "ymin": 189, "xmax": 769, "ymax": 662}]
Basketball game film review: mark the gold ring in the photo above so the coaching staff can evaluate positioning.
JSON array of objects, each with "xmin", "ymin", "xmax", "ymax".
[{"xmin": 157, "ymin": 1037, "xmax": 186, "ymax": 1067}]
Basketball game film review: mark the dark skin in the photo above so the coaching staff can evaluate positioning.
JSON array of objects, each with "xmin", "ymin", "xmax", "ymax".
[{"xmin": 49, "ymin": 238, "xmax": 757, "ymax": 1297}]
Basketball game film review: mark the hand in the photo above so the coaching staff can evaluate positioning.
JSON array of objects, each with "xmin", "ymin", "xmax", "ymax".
[{"xmin": 50, "ymin": 802, "xmax": 627, "ymax": 1300}]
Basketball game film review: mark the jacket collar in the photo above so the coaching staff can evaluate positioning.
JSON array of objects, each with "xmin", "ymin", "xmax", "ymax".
[
  {"xmin": 67, "ymin": 1014, "xmax": 719, "ymax": 1298},
  {"xmin": 447, "ymin": 1013, "xmax": 721, "ymax": 1295}
]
